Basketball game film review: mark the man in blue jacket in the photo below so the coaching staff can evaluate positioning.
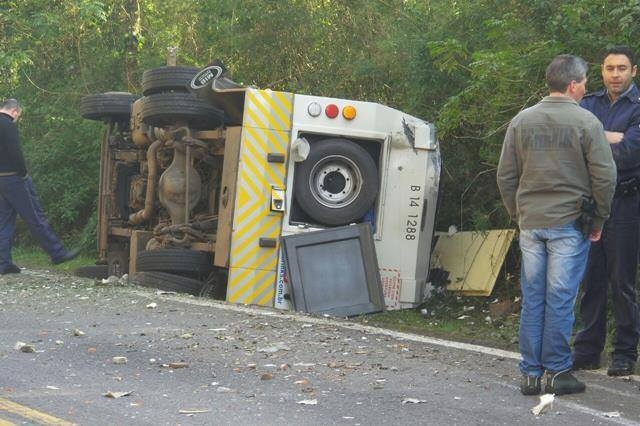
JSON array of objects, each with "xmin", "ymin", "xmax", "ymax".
[
  {"xmin": 0, "ymin": 98, "xmax": 78, "ymax": 274},
  {"xmin": 573, "ymin": 45, "xmax": 640, "ymax": 376}
]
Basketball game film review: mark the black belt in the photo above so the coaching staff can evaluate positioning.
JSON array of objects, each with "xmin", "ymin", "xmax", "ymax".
[{"xmin": 614, "ymin": 177, "xmax": 640, "ymax": 198}]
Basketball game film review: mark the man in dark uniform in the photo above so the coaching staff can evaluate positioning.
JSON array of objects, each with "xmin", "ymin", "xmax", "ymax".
[
  {"xmin": 0, "ymin": 98, "xmax": 78, "ymax": 274},
  {"xmin": 573, "ymin": 45, "xmax": 640, "ymax": 376}
]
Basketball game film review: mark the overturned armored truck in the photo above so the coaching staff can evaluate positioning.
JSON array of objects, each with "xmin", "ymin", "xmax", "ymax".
[{"xmin": 78, "ymin": 61, "xmax": 441, "ymax": 310}]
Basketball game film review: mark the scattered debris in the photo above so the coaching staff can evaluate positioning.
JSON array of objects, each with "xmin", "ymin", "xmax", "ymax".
[
  {"xmin": 179, "ymin": 409, "xmax": 211, "ymax": 415},
  {"xmin": 257, "ymin": 343, "xmax": 291, "ymax": 353},
  {"xmin": 531, "ymin": 394, "xmax": 554, "ymax": 416},
  {"xmin": 260, "ymin": 373, "xmax": 274, "ymax": 380},
  {"xmin": 603, "ymin": 412, "xmax": 621, "ymax": 418},
  {"xmin": 402, "ymin": 398, "xmax": 426, "ymax": 404},
  {"xmin": 164, "ymin": 362, "xmax": 189, "ymax": 369},
  {"xmin": 14, "ymin": 342, "xmax": 35, "ymax": 353},
  {"xmin": 146, "ymin": 302, "xmax": 157, "ymax": 309},
  {"xmin": 100, "ymin": 276, "xmax": 120, "ymax": 285},
  {"xmin": 103, "ymin": 390, "xmax": 133, "ymax": 398},
  {"xmin": 112, "ymin": 356, "xmax": 128, "ymax": 364},
  {"xmin": 45, "ymin": 386, "xmax": 60, "ymax": 390},
  {"xmin": 297, "ymin": 399, "xmax": 318, "ymax": 405},
  {"xmin": 180, "ymin": 333, "xmax": 193, "ymax": 339},
  {"xmin": 73, "ymin": 329, "xmax": 85, "ymax": 337},
  {"xmin": 489, "ymin": 299, "xmax": 521, "ymax": 318}
]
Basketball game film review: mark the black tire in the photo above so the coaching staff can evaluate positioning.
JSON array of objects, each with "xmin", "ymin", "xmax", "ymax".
[
  {"xmin": 131, "ymin": 271, "xmax": 204, "ymax": 296},
  {"xmin": 140, "ymin": 92, "xmax": 224, "ymax": 129},
  {"xmin": 80, "ymin": 92, "xmax": 138, "ymax": 122},
  {"xmin": 74, "ymin": 265, "xmax": 110, "ymax": 279},
  {"xmin": 136, "ymin": 248, "xmax": 213, "ymax": 277},
  {"xmin": 142, "ymin": 66, "xmax": 199, "ymax": 96},
  {"xmin": 293, "ymin": 139, "xmax": 379, "ymax": 226}
]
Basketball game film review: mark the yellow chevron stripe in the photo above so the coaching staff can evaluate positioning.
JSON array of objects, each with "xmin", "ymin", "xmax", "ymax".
[
  {"xmin": 232, "ymin": 219, "xmax": 279, "ymax": 261},
  {"xmin": 245, "ymin": 90, "xmax": 292, "ymax": 131},
  {"xmin": 229, "ymin": 258, "xmax": 276, "ymax": 300},
  {"xmin": 231, "ymin": 268, "xmax": 275, "ymax": 303},
  {"xmin": 274, "ymin": 91, "xmax": 293, "ymax": 123},
  {"xmin": 226, "ymin": 89, "xmax": 292, "ymax": 306},
  {"xmin": 252, "ymin": 94, "xmax": 290, "ymax": 130},
  {"xmin": 256, "ymin": 277, "xmax": 277, "ymax": 306},
  {"xmin": 245, "ymin": 106, "xmax": 268, "ymax": 130},
  {"xmin": 253, "ymin": 100, "xmax": 286, "ymax": 131},
  {"xmin": 246, "ymin": 127, "xmax": 286, "ymax": 183},
  {"xmin": 234, "ymin": 222, "xmax": 281, "ymax": 267}
]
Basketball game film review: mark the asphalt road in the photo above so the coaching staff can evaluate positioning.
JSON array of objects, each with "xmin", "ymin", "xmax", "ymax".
[{"xmin": 0, "ymin": 268, "xmax": 639, "ymax": 425}]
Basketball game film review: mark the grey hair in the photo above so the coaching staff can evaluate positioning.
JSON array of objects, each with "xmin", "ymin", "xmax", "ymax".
[
  {"xmin": 545, "ymin": 55, "xmax": 588, "ymax": 92},
  {"xmin": 1, "ymin": 98, "xmax": 21, "ymax": 111}
]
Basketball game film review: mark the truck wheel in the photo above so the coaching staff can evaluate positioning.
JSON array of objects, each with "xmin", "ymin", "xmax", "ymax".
[
  {"xmin": 136, "ymin": 248, "xmax": 213, "ymax": 277},
  {"xmin": 293, "ymin": 139, "xmax": 378, "ymax": 226},
  {"xmin": 140, "ymin": 92, "xmax": 224, "ymax": 129},
  {"xmin": 131, "ymin": 271, "xmax": 204, "ymax": 296},
  {"xmin": 80, "ymin": 92, "xmax": 138, "ymax": 122},
  {"xmin": 142, "ymin": 66, "xmax": 199, "ymax": 96},
  {"xmin": 74, "ymin": 265, "xmax": 110, "ymax": 279}
]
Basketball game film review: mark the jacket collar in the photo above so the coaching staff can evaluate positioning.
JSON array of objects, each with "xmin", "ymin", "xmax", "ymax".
[{"xmin": 588, "ymin": 83, "xmax": 640, "ymax": 104}]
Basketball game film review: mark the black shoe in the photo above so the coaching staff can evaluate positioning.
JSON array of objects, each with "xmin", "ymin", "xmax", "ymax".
[
  {"xmin": 52, "ymin": 249, "xmax": 80, "ymax": 265},
  {"xmin": 520, "ymin": 375, "xmax": 541, "ymax": 395},
  {"xmin": 1, "ymin": 264, "xmax": 21, "ymax": 274},
  {"xmin": 544, "ymin": 369, "xmax": 586, "ymax": 395},
  {"xmin": 572, "ymin": 357, "xmax": 601, "ymax": 371},
  {"xmin": 607, "ymin": 359, "xmax": 635, "ymax": 376}
]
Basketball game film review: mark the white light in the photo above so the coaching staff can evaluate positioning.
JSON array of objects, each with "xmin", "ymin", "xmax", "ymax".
[{"xmin": 307, "ymin": 102, "xmax": 322, "ymax": 117}]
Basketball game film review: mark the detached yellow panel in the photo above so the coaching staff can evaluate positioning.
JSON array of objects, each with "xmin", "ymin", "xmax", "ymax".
[{"xmin": 431, "ymin": 229, "xmax": 516, "ymax": 296}]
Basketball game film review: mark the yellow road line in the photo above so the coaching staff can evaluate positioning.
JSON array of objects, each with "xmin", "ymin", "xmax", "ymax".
[
  {"xmin": 0, "ymin": 418, "xmax": 16, "ymax": 426},
  {"xmin": 0, "ymin": 398, "xmax": 74, "ymax": 426}
]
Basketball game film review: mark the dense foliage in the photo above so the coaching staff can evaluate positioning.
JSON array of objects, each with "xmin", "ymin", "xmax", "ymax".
[{"xmin": 1, "ymin": 0, "xmax": 639, "ymax": 251}]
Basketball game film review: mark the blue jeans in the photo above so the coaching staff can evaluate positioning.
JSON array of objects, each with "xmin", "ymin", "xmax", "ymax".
[
  {"xmin": 0, "ymin": 175, "xmax": 66, "ymax": 270},
  {"xmin": 518, "ymin": 221, "xmax": 590, "ymax": 376}
]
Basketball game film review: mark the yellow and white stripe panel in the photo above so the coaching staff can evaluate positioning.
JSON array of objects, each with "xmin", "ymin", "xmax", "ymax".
[{"xmin": 227, "ymin": 89, "xmax": 293, "ymax": 306}]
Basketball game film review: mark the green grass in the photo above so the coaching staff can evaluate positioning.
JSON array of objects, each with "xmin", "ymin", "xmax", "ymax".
[
  {"xmin": 354, "ymin": 289, "xmax": 521, "ymax": 352},
  {"xmin": 12, "ymin": 245, "xmax": 96, "ymax": 274}
]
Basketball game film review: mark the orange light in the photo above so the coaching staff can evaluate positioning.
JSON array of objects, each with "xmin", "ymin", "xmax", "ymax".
[
  {"xmin": 342, "ymin": 105, "xmax": 356, "ymax": 120},
  {"xmin": 325, "ymin": 104, "xmax": 339, "ymax": 118}
]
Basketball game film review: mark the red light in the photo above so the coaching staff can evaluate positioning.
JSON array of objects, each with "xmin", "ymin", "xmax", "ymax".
[{"xmin": 325, "ymin": 104, "xmax": 339, "ymax": 118}]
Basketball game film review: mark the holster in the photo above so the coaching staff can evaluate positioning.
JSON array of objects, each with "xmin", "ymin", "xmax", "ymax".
[
  {"xmin": 575, "ymin": 195, "xmax": 596, "ymax": 238},
  {"xmin": 614, "ymin": 176, "xmax": 640, "ymax": 198}
]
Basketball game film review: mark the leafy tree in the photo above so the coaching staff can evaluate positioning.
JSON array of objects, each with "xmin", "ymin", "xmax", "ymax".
[{"xmin": 2, "ymin": 0, "xmax": 640, "ymax": 253}]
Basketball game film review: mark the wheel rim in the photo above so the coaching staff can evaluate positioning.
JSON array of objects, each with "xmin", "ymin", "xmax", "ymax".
[{"xmin": 308, "ymin": 155, "xmax": 362, "ymax": 208}]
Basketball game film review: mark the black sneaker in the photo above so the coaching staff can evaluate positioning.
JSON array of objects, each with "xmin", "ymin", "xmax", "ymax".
[
  {"xmin": 545, "ymin": 370, "xmax": 586, "ymax": 395},
  {"xmin": 1, "ymin": 264, "xmax": 21, "ymax": 274},
  {"xmin": 572, "ymin": 357, "xmax": 601, "ymax": 371},
  {"xmin": 520, "ymin": 375, "xmax": 541, "ymax": 395},
  {"xmin": 607, "ymin": 359, "xmax": 635, "ymax": 377},
  {"xmin": 52, "ymin": 248, "xmax": 80, "ymax": 265}
]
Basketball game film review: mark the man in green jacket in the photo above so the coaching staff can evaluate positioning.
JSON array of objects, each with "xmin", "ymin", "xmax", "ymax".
[{"xmin": 497, "ymin": 54, "xmax": 616, "ymax": 396}]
